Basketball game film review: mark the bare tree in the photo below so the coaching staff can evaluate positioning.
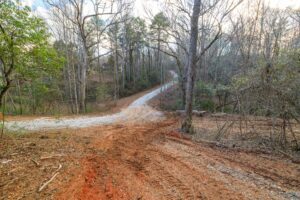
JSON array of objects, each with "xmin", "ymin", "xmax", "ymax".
[
  {"xmin": 181, "ymin": 0, "xmax": 202, "ymax": 133},
  {"xmin": 47, "ymin": 0, "xmax": 126, "ymax": 112}
]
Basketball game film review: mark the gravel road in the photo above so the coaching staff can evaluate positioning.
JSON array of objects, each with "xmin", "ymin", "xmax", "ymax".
[{"xmin": 4, "ymin": 71, "xmax": 178, "ymax": 131}]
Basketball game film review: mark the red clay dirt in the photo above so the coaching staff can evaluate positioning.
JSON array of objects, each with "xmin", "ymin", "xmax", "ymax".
[
  {"xmin": 1, "ymin": 119, "xmax": 300, "ymax": 199},
  {"xmin": 54, "ymin": 120, "xmax": 299, "ymax": 200}
]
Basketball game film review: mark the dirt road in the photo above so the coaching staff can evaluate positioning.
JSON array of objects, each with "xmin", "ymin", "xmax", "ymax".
[{"xmin": 50, "ymin": 120, "xmax": 299, "ymax": 200}]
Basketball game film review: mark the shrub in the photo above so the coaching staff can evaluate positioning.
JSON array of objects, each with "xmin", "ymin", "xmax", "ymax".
[
  {"xmin": 195, "ymin": 81, "xmax": 214, "ymax": 98},
  {"xmin": 96, "ymin": 85, "xmax": 111, "ymax": 102}
]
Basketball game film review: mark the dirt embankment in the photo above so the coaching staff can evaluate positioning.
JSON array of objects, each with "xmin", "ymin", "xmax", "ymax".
[{"xmin": 2, "ymin": 119, "xmax": 299, "ymax": 200}]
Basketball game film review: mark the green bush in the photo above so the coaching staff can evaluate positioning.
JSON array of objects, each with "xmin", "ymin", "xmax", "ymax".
[
  {"xmin": 215, "ymin": 84, "xmax": 230, "ymax": 97},
  {"xmin": 148, "ymin": 71, "xmax": 160, "ymax": 85},
  {"xmin": 193, "ymin": 81, "xmax": 217, "ymax": 111},
  {"xmin": 136, "ymin": 78, "xmax": 150, "ymax": 91},
  {"xmin": 194, "ymin": 99, "xmax": 215, "ymax": 111},
  {"xmin": 195, "ymin": 81, "xmax": 214, "ymax": 98},
  {"xmin": 96, "ymin": 85, "xmax": 110, "ymax": 101}
]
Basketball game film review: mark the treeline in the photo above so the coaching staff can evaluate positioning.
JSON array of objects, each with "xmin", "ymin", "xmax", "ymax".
[
  {"xmin": 1, "ymin": 0, "xmax": 300, "ymax": 146},
  {"xmin": 154, "ymin": 0, "xmax": 299, "ymax": 147},
  {"xmin": 161, "ymin": 0, "xmax": 300, "ymax": 115},
  {"xmin": 0, "ymin": 0, "xmax": 173, "ymax": 115}
]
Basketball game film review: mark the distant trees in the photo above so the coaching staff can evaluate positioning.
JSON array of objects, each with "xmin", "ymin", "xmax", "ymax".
[
  {"xmin": 4, "ymin": 0, "xmax": 175, "ymax": 116},
  {"xmin": 159, "ymin": 0, "xmax": 242, "ymax": 133},
  {"xmin": 47, "ymin": 0, "xmax": 126, "ymax": 113},
  {"xmin": 150, "ymin": 12, "xmax": 170, "ymax": 86},
  {"xmin": 156, "ymin": 0, "xmax": 300, "ymax": 145},
  {"xmin": 45, "ymin": 0, "xmax": 172, "ymax": 114},
  {"xmin": 0, "ymin": 1, "xmax": 182, "ymax": 116},
  {"xmin": 121, "ymin": 16, "xmax": 147, "ymax": 90},
  {"xmin": 226, "ymin": 2, "xmax": 300, "ymax": 148},
  {"xmin": 0, "ymin": 0, "xmax": 62, "ymax": 111}
]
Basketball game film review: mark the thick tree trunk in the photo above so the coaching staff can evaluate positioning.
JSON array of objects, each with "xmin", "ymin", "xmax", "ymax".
[
  {"xmin": 181, "ymin": 0, "xmax": 201, "ymax": 133},
  {"xmin": 71, "ymin": 35, "xmax": 79, "ymax": 114}
]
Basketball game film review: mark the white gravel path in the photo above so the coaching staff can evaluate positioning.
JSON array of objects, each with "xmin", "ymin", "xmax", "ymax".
[{"xmin": 5, "ymin": 71, "xmax": 178, "ymax": 131}]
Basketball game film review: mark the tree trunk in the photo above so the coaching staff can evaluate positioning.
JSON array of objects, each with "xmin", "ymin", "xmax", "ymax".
[
  {"xmin": 71, "ymin": 30, "xmax": 79, "ymax": 114},
  {"xmin": 181, "ymin": 0, "xmax": 201, "ymax": 133},
  {"xmin": 148, "ymin": 47, "xmax": 151, "ymax": 78},
  {"xmin": 17, "ymin": 79, "xmax": 23, "ymax": 114},
  {"xmin": 79, "ymin": 48, "xmax": 87, "ymax": 113},
  {"xmin": 113, "ymin": 37, "xmax": 119, "ymax": 100}
]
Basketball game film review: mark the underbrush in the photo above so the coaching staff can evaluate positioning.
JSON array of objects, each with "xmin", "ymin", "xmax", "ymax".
[
  {"xmin": 190, "ymin": 115, "xmax": 300, "ymax": 155},
  {"xmin": 157, "ymin": 82, "xmax": 230, "ymax": 113},
  {"xmin": 156, "ymin": 86, "xmax": 300, "ymax": 153}
]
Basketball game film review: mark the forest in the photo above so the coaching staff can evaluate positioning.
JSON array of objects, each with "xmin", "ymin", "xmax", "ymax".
[{"xmin": 1, "ymin": 0, "xmax": 300, "ymax": 199}]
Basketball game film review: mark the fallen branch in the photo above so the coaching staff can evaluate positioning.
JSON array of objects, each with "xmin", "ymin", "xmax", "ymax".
[
  {"xmin": 176, "ymin": 110, "xmax": 207, "ymax": 117},
  {"xmin": 215, "ymin": 119, "xmax": 235, "ymax": 141},
  {"xmin": 31, "ymin": 159, "xmax": 40, "ymax": 167},
  {"xmin": 53, "ymin": 163, "xmax": 62, "ymax": 174},
  {"xmin": 278, "ymin": 150, "xmax": 300, "ymax": 164},
  {"xmin": 40, "ymin": 154, "xmax": 63, "ymax": 160},
  {"xmin": 1, "ymin": 159, "xmax": 12, "ymax": 164},
  {"xmin": 0, "ymin": 177, "xmax": 18, "ymax": 187},
  {"xmin": 212, "ymin": 112, "xmax": 228, "ymax": 118},
  {"xmin": 38, "ymin": 164, "xmax": 62, "ymax": 192}
]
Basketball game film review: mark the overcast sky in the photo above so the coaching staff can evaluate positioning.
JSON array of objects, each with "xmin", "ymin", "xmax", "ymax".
[
  {"xmin": 21, "ymin": 0, "xmax": 300, "ymax": 22},
  {"xmin": 22, "ymin": 0, "xmax": 300, "ymax": 9}
]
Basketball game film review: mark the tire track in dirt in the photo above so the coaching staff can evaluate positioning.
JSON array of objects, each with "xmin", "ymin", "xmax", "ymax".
[
  {"xmin": 165, "ymin": 136, "xmax": 300, "ymax": 191},
  {"xmin": 159, "ymin": 140, "xmax": 282, "ymax": 199},
  {"xmin": 55, "ymin": 120, "xmax": 300, "ymax": 200},
  {"xmin": 143, "ymin": 145, "xmax": 252, "ymax": 200},
  {"xmin": 161, "ymin": 135, "xmax": 300, "ymax": 199}
]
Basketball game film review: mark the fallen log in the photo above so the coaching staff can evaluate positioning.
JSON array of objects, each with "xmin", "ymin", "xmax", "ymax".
[
  {"xmin": 211, "ymin": 112, "xmax": 228, "ymax": 118},
  {"xmin": 278, "ymin": 150, "xmax": 300, "ymax": 164},
  {"xmin": 40, "ymin": 154, "xmax": 63, "ymax": 160},
  {"xmin": 176, "ymin": 110, "xmax": 207, "ymax": 117}
]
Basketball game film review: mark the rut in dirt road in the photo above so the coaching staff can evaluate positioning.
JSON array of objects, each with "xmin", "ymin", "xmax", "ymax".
[{"xmin": 56, "ymin": 120, "xmax": 300, "ymax": 200}]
